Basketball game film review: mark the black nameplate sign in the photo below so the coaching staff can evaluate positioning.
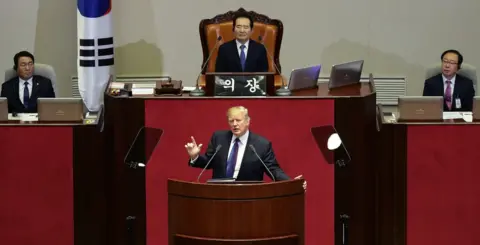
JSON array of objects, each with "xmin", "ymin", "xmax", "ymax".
[{"xmin": 213, "ymin": 75, "xmax": 267, "ymax": 96}]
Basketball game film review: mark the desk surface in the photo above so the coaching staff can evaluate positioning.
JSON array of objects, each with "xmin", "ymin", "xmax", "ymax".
[
  {"xmin": 376, "ymin": 120, "xmax": 480, "ymax": 245},
  {"xmin": 123, "ymin": 83, "xmax": 374, "ymax": 99},
  {"xmin": 0, "ymin": 123, "xmax": 106, "ymax": 245},
  {"xmin": 0, "ymin": 113, "xmax": 97, "ymax": 126},
  {"xmin": 378, "ymin": 105, "xmax": 480, "ymax": 125}
]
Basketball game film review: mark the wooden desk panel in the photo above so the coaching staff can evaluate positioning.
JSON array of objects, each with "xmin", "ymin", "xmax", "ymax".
[
  {"xmin": 0, "ymin": 125, "xmax": 106, "ymax": 245},
  {"xmin": 104, "ymin": 85, "xmax": 377, "ymax": 245},
  {"xmin": 377, "ymin": 122, "xmax": 480, "ymax": 245}
]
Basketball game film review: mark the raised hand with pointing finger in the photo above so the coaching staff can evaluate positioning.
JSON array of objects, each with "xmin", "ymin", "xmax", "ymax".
[
  {"xmin": 185, "ymin": 136, "xmax": 202, "ymax": 159},
  {"xmin": 186, "ymin": 106, "xmax": 293, "ymax": 182}
]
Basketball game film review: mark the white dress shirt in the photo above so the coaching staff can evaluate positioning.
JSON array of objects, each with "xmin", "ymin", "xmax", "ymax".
[
  {"xmin": 18, "ymin": 77, "xmax": 33, "ymax": 104},
  {"xmin": 443, "ymin": 74, "xmax": 456, "ymax": 97},
  {"xmin": 227, "ymin": 130, "xmax": 249, "ymax": 179},
  {"xmin": 236, "ymin": 39, "xmax": 249, "ymax": 59},
  {"xmin": 190, "ymin": 130, "xmax": 249, "ymax": 179}
]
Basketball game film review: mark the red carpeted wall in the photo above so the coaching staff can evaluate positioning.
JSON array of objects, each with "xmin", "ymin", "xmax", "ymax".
[
  {"xmin": 407, "ymin": 125, "xmax": 480, "ymax": 245},
  {"xmin": 0, "ymin": 127, "xmax": 74, "ymax": 245},
  {"xmin": 145, "ymin": 98, "xmax": 335, "ymax": 245}
]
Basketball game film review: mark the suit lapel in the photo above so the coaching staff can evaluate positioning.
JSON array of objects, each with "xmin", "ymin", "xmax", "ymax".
[
  {"xmin": 452, "ymin": 78, "xmax": 463, "ymax": 109},
  {"xmin": 240, "ymin": 133, "xmax": 253, "ymax": 166},
  {"xmin": 13, "ymin": 78, "xmax": 20, "ymax": 100},
  {"xmin": 222, "ymin": 131, "xmax": 255, "ymax": 178},
  {"xmin": 31, "ymin": 76, "xmax": 40, "ymax": 100},
  {"xmin": 236, "ymin": 133, "xmax": 256, "ymax": 178},
  {"xmin": 244, "ymin": 41, "xmax": 255, "ymax": 72},
  {"xmin": 436, "ymin": 76, "xmax": 445, "ymax": 96},
  {"xmin": 230, "ymin": 42, "xmax": 242, "ymax": 71},
  {"xmin": 11, "ymin": 78, "xmax": 24, "ymax": 108},
  {"xmin": 219, "ymin": 131, "xmax": 233, "ymax": 177}
]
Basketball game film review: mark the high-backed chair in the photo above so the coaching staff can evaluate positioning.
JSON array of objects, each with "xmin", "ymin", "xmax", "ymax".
[
  {"xmin": 3, "ymin": 63, "xmax": 57, "ymax": 95},
  {"xmin": 198, "ymin": 8, "xmax": 284, "ymax": 88},
  {"xmin": 425, "ymin": 63, "xmax": 478, "ymax": 93}
]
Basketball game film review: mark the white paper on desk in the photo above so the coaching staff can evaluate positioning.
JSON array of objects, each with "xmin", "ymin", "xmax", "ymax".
[
  {"xmin": 19, "ymin": 113, "xmax": 38, "ymax": 121},
  {"xmin": 132, "ymin": 88, "xmax": 154, "ymax": 95},
  {"xmin": 462, "ymin": 112, "xmax": 473, "ymax": 122},
  {"xmin": 8, "ymin": 113, "xmax": 38, "ymax": 121},
  {"xmin": 443, "ymin": 112, "xmax": 464, "ymax": 120},
  {"xmin": 7, "ymin": 114, "xmax": 19, "ymax": 120},
  {"xmin": 182, "ymin": 86, "xmax": 196, "ymax": 91}
]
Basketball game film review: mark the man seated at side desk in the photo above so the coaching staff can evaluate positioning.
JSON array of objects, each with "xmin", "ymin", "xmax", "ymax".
[
  {"xmin": 214, "ymin": 12, "xmax": 269, "ymax": 73},
  {"xmin": 0, "ymin": 51, "xmax": 55, "ymax": 113},
  {"xmin": 422, "ymin": 49, "xmax": 475, "ymax": 111}
]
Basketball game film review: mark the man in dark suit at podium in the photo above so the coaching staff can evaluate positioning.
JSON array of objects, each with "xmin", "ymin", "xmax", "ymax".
[
  {"xmin": 214, "ymin": 12, "xmax": 269, "ymax": 73},
  {"xmin": 185, "ymin": 106, "xmax": 305, "ymax": 188},
  {"xmin": 1, "ymin": 51, "xmax": 55, "ymax": 113},
  {"xmin": 422, "ymin": 49, "xmax": 475, "ymax": 111}
]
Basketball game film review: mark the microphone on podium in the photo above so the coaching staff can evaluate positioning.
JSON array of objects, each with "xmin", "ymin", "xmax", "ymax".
[
  {"xmin": 196, "ymin": 144, "xmax": 222, "ymax": 182},
  {"xmin": 190, "ymin": 35, "xmax": 223, "ymax": 96},
  {"xmin": 249, "ymin": 144, "xmax": 276, "ymax": 182},
  {"xmin": 258, "ymin": 35, "xmax": 291, "ymax": 96}
]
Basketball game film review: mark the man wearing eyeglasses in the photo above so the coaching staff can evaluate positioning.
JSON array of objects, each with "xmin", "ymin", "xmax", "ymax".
[
  {"xmin": 1, "ymin": 51, "xmax": 55, "ymax": 113},
  {"xmin": 422, "ymin": 49, "xmax": 475, "ymax": 111}
]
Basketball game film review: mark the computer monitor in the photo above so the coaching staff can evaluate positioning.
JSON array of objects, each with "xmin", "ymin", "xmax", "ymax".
[
  {"xmin": 472, "ymin": 96, "xmax": 480, "ymax": 120},
  {"xmin": 398, "ymin": 96, "xmax": 443, "ymax": 121},
  {"xmin": 0, "ymin": 97, "xmax": 7, "ymax": 121},
  {"xmin": 328, "ymin": 60, "xmax": 364, "ymax": 89},
  {"xmin": 38, "ymin": 98, "xmax": 84, "ymax": 122},
  {"xmin": 287, "ymin": 65, "xmax": 321, "ymax": 91}
]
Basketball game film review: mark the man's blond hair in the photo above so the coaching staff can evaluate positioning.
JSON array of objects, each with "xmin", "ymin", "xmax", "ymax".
[{"xmin": 226, "ymin": 106, "xmax": 250, "ymax": 120}]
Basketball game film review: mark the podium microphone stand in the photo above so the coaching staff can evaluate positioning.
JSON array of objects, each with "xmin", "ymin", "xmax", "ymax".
[
  {"xmin": 311, "ymin": 125, "xmax": 352, "ymax": 245},
  {"xmin": 123, "ymin": 126, "xmax": 163, "ymax": 245}
]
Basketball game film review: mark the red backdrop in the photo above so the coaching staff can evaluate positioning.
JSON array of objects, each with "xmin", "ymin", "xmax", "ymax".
[
  {"xmin": 145, "ymin": 98, "xmax": 335, "ymax": 245},
  {"xmin": 0, "ymin": 127, "xmax": 73, "ymax": 245},
  {"xmin": 407, "ymin": 125, "xmax": 480, "ymax": 245}
]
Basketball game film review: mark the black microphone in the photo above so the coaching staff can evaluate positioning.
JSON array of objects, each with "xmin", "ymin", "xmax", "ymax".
[
  {"xmin": 190, "ymin": 35, "xmax": 223, "ymax": 96},
  {"xmin": 258, "ymin": 35, "xmax": 291, "ymax": 96},
  {"xmin": 248, "ymin": 144, "xmax": 276, "ymax": 182},
  {"xmin": 196, "ymin": 144, "xmax": 222, "ymax": 182}
]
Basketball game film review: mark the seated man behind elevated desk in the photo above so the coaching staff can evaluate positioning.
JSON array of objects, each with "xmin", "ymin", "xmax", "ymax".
[
  {"xmin": 422, "ymin": 49, "xmax": 475, "ymax": 111},
  {"xmin": 1, "ymin": 51, "xmax": 55, "ymax": 113},
  {"xmin": 214, "ymin": 12, "xmax": 269, "ymax": 73}
]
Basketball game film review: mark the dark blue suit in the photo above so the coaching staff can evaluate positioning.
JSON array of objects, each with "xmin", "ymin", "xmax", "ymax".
[
  {"xmin": 215, "ymin": 39, "xmax": 269, "ymax": 73},
  {"xmin": 422, "ymin": 73, "xmax": 475, "ymax": 111},
  {"xmin": 189, "ymin": 130, "xmax": 290, "ymax": 181},
  {"xmin": 0, "ymin": 75, "xmax": 55, "ymax": 113}
]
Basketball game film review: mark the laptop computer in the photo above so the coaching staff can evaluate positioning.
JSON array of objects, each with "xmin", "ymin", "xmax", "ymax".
[
  {"xmin": 472, "ymin": 96, "xmax": 480, "ymax": 120},
  {"xmin": 287, "ymin": 65, "xmax": 321, "ymax": 91},
  {"xmin": 398, "ymin": 96, "xmax": 443, "ymax": 121},
  {"xmin": 37, "ymin": 98, "xmax": 84, "ymax": 122},
  {"xmin": 328, "ymin": 60, "xmax": 364, "ymax": 89},
  {"xmin": 0, "ymin": 98, "xmax": 7, "ymax": 121}
]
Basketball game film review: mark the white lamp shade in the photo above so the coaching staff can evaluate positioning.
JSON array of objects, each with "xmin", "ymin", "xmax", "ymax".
[{"xmin": 327, "ymin": 133, "xmax": 342, "ymax": 150}]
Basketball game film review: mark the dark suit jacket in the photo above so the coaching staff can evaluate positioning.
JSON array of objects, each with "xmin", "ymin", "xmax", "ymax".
[
  {"xmin": 1, "ymin": 75, "xmax": 55, "ymax": 113},
  {"xmin": 190, "ymin": 130, "xmax": 290, "ymax": 181},
  {"xmin": 215, "ymin": 39, "xmax": 269, "ymax": 73},
  {"xmin": 422, "ymin": 73, "xmax": 475, "ymax": 111}
]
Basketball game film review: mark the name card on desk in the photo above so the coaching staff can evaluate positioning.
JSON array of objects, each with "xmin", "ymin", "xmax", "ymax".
[
  {"xmin": 213, "ymin": 75, "xmax": 267, "ymax": 96},
  {"xmin": 8, "ymin": 113, "xmax": 38, "ymax": 121}
]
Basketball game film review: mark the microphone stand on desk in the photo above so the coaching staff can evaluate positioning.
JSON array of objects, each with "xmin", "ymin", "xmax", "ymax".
[{"xmin": 340, "ymin": 213, "xmax": 350, "ymax": 245}]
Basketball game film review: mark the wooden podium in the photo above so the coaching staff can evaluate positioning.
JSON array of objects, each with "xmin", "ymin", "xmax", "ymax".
[{"xmin": 167, "ymin": 179, "xmax": 305, "ymax": 245}]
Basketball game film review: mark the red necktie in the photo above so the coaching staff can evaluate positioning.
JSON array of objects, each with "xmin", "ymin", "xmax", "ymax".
[{"xmin": 445, "ymin": 80, "xmax": 452, "ymax": 110}]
